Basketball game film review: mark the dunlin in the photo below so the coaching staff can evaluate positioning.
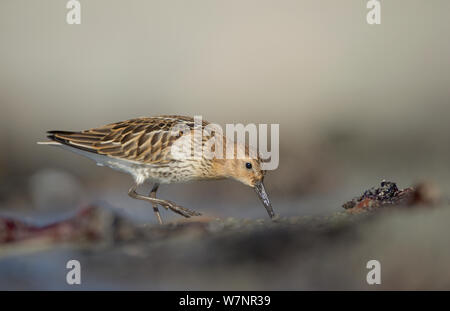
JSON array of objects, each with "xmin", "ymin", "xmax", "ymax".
[{"xmin": 39, "ymin": 115, "xmax": 275, "ymax": 224}]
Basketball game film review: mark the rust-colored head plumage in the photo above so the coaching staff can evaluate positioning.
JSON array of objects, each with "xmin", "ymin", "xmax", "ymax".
[
  {"xmin": 211, "ymin": 154, "xmax": 265, "ymax": 187},
  {"xmin": 209, "ymin": 141, "xmax": 275, "ymax": 218}
]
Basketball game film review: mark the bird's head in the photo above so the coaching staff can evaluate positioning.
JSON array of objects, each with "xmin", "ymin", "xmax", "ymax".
[{"xmin": 211, "ymin": 144, "xmax": 275, "ymax": 219}]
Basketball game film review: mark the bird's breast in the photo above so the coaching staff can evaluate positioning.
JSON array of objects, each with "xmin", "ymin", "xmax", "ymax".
[{"xmin": 140, "ymin": 160, "xmax": 206, "ymax": 184}]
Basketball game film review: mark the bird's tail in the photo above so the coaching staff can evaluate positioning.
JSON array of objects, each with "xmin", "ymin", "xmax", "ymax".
[
  {"xmin": 37, "ymin": 130, "xmax": 80, "ymax": 146},
  {"xmin": 36, "ymin": 141, "xmax": 61, "ymax": 145}
]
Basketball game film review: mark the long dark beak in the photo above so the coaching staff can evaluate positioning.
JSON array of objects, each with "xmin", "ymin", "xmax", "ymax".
[{"xmin": 254, "ymin": 181, "xmax": 275, "ymax": 219}]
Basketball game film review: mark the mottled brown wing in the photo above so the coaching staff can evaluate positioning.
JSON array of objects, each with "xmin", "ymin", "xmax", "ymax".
[{"xmin": 47, "ymin": 116, "xmax": 201, "ymax": 164}]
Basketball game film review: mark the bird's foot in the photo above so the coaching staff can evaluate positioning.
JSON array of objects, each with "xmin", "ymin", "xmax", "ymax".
[{"xmin": 160, "ymin": 201, "xmax": 202, "ymax": 218}]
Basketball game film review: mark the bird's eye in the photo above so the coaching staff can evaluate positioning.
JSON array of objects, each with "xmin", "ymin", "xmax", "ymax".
[{"xmin": 245, "ymin": 162, "xmax": 252, "ymax": 169}]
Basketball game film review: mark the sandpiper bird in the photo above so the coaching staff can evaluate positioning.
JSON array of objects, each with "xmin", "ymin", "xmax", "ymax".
[{"xmin": 38, "ymin": 115, "xmax": 275, "ymax": 224}]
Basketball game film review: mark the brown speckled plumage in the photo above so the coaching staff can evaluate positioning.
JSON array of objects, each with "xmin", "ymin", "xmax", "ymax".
[
  {"xmin": 40, "ymin": 115, "xmax": 275, "ymax": 224},
  {"xmin": 47, "ymin": 116, "xmax": 208, "ymax": 165}
]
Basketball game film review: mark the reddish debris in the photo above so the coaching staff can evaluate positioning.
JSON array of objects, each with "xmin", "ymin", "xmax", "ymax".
[
  {"xmin": 342, "ymin": 180, "xmax": 441, "ymax": 211},
  {"xmin": 0, "ymin": 206, "xmax": 105, "ymax": 245}
]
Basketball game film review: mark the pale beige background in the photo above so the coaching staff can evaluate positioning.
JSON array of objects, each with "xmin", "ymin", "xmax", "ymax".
[
  {"xmin": 1, "ymin": 0, "xmax": 450, "ymax": 291},
  {"xmin": 0, "ymin": 0, "xmax": 449, "ymax": 214}
]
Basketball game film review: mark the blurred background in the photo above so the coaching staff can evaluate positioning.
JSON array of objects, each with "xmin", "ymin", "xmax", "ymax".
[{"xmin": 1, "ymin": 0, "xmax": 450, "ymax": 290}]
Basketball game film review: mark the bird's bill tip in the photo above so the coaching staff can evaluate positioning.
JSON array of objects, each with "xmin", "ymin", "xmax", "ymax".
[{"xmin": 254, "ymin": 181, "xmax": 276, "ymax": 219}]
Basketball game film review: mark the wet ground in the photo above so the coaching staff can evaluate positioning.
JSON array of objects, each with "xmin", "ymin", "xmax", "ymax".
[
  {"xmin": 1, "ymin": 144, "xmax": 450, "ymax": 290},
  {"xmin": 1, "ymin": 181, "xmax": 449, "ymax": 290}
]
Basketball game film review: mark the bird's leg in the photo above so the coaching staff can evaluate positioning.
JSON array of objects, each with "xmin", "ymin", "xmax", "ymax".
[
  {"xmin": 149, "ymin": 183, "xmax": 163, "ymax": 225},
  {"xmin": 128, "ymin": 185, "xmax": 201, "ymax": 219}
]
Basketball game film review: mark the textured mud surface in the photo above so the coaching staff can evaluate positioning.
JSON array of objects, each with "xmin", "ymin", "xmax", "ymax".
[{"xmin": 1, "ymin": 182, "xmax": 450, "ymax": 290}]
